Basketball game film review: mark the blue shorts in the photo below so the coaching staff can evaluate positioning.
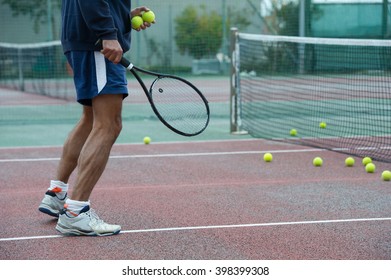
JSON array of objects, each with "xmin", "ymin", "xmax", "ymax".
[{"xmin": 65, "ymin": 51, "xmax": 128, "ymax": 106}]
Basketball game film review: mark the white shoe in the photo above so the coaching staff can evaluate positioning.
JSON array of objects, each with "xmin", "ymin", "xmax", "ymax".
[
  {"xmin": 38, "ymin": 190, "xmax": 67, "ymax": 217},
  {"xmin": 56, "ymin": 205, "xmax": 121, "ymax": 236}
]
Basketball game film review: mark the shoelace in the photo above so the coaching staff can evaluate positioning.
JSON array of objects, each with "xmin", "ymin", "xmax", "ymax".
[
  {"xmin": 88, "ymin": 209, "xmax": 101, "ymax": 221},
  {"xmin": 87, "ymin": 209, "xmax": 106, "ymax": 225}
]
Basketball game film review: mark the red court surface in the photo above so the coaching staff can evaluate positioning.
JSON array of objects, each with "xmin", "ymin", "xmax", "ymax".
[{"xmin": 0, "ymin": 139, "xmax": 391, "ymax": 260}]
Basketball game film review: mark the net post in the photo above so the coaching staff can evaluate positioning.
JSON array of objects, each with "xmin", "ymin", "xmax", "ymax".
[
  {"xmin": 298, "ymin": 0, "xmax": 306, "ymax": 74},
  {"xmin": 229, "ymin": 27, "xmax": 247, "ymax": 135},
  {"xmin": 17, "ymin": 48, "xmax": 24, "ymax": 92}
]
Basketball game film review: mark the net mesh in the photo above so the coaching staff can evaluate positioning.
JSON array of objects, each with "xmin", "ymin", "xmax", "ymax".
[
  {"xmin": 233, "ymin": 34, "xmax": 391, "ymax": 162},
  {"xmin": 0, "ymin": 41, "xmax": 74, "ymax": 100}
]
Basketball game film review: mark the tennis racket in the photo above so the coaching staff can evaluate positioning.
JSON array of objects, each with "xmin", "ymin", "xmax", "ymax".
[{"xmin": 120, "ymin": 57, "xmax": 210, "ymax": 137}]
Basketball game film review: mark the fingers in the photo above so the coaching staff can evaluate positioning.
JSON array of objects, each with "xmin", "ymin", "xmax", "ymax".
[
  {"xmin": 137, "ymin": 21, "xmax": 151, "ymax": 31},
  {"xmin": 130, "ymin": 6, "xmax": 150, "ymax": 17},
  {"xmin": 100, "ymin": 40, "xmax": 123, "ymax": 64},
  {"xmin": 131, "ymin": 6, "xmax": 155, "ymax": 32},
  {"xmin": 132, "ymin": 22, "xmax": 153, "ymax": 32}
]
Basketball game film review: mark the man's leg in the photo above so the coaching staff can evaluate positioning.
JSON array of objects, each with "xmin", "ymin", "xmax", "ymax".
[
  {"xmin": 56, "ymin": 106, "xmax": 93, "ymax": 183},
  {"xmin": 38, "ymin": 106, "xmax": 93, "ymax": 217},
  {"xmin": 71, "ymin": 93, "xmax": 123, "ymax": 201},
  {"xmin": 56, "ymin": 94, "xmax": 123, "ymax": 236}
]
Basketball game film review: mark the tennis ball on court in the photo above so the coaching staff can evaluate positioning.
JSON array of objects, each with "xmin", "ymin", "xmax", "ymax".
[
  {"xmin": 142, "ymin": 11, "xmax": 155, "ymax": 23},
  {"xmin": 313, "ymin": 157, "xmax": 323, "ymax": 167},
  {"xmin": 131, "ymin": 16, "xmax": 143, "ymax": 29},
  {"xmin": 381, "ymin": 170, "xmax": 391, "ymax": 181},
  {"xmin": 319, "ymin": 122, "xmax": 327, "ymax": 129},
  {"xmin": 263, "ymin": 153, "xmax": 273, "ymax": 162},
  {"xmin": 143, "ymin": 136, "xmax": 151, "ymax": 144},
  {"xmin": 345, "ymin": 157, "xmax": 355, "ymax": 167},
  {"xmin": 362, "ymin": 157, "xmax": 372, "ymax": 166},
  {"xmin": 290, "ymin": 129, "xmax": 297, "ymax": 136},
  {"xmin": 365, "ymin": 163, "xmax": 376, "ymax": 173}
]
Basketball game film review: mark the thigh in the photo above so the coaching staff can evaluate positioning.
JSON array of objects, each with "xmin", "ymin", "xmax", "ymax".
[{"xmin": 91, "ymin": 94, "xmax": 124, "ymax": 126}]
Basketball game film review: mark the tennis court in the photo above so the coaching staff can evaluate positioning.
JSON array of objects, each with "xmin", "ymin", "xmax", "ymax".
[
  {"xmin": 1, "ymin": 134, "xmax": 391, "ymax": 260},
  {"xmin": 2, "ymin": 2, "xmax": 391, "ymax": 279},
  {"xmin": 0, "ymin": 79, "xmax": 390, "ymax": 262},
  {"xmin": 1, "ymin": 46, "xmax": 391, "ymax": 262}
]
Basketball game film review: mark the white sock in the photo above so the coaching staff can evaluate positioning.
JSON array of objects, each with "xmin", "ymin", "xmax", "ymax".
[
  {"xmin": 64, "ymin": 199, "xmax": 90, "ymax": 216},
  {"xmin": 48, "ymin": 180, "xmax": 68, "ymax": 200}
]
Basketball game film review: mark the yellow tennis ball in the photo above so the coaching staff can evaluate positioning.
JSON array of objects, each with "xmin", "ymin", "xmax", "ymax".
[
  {"xmin": 263, "ymin": 153, "xmax": 273, "ymax": 162},
  {"xmin": 362, "ymin": 157, "xmax": 372, "ymax": 166},
  {"xmin": 290, "ymin": 129, "xmax": 297, "ymax": 136},
  {"xmin": 131, "ymin": 16, "xmax": 143, "ymax": 29},
  {"xmin": 143, "ymin": 136, "xmax": 151, "ymax": 144},
  {"xmin": 319, "ymin": 122, "xmax": 327, "ymax": 128},
  {"xmin": 381, "ymin": 170, "xmax": 391, "ymax": 181},
  {"xmin": 365, "ymin": 163, "xmax": 376, "ymax": 173},
  {"xmin": 142, "ymin": 11, "xmax": 155, "ymax": 23},
  {"xmin": 313, "ymin": 157, "xmax": 323, "ymax": 167},
  {"xmin": 345, "ymin": 157, "xmax": 355, "ymax": 167}
]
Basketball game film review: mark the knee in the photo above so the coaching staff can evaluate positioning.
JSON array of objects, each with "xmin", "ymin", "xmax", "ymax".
[
  {"xmin": 80, "ymin": 114, "xmax": 93, "ymax": 133},
  {"xmin": 112, "ymin": 115, "xmax": 123, "ymax": 138},
  {"xmin": 79, "ymin": 108, "xmax": 93, "ymax": 132},
  {"xmin": 94, "ymin": 115, "xmax": 122, "ymax": 140}
]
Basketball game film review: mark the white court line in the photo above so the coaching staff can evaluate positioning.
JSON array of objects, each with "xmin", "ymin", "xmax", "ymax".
[
  {"xmin": 0, "ymin": 148, "xmax": 324, "ymax": 163},
  {"xmin": 1, "ymin": 217, "xmax": 390, "ymax": 242},
  {"xmin": 0, "ymin": 138, "xmax": 257, "ymax": 150}
]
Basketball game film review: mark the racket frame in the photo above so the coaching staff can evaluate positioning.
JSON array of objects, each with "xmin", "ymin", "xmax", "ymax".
[{"xmin": 120, "ymin": 57, "xmax": 210, "ymax": 136}]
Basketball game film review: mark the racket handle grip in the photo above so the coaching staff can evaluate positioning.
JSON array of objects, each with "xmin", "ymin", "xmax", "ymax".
[
  {"xmin": 95, "ymin": 39, "xmax": 132, "ymax": 69},
  {"xmin": 120, "ymin": 57, "xmax": 131, "ymax": 68}
]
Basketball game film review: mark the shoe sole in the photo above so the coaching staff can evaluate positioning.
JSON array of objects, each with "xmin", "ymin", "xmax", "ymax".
[
  {"xmin": 55, "ymin": 224, "xmax": 120, "ymax": 237},
  {"xmin": 38, "ymin": 207, "xmax": 60, "ymax": 218}
]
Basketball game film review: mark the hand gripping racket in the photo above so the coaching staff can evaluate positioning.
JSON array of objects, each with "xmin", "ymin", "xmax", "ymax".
[{"xmin": 120, "ymin": 57, "xmax": 210, "ymax": 137}]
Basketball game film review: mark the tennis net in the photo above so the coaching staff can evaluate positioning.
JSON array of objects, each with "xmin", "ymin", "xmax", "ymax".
[
  {"xmin": 230, "ymin": 31, "xmax": 391, "ymax": 162},
  {"xmin": 0, "ymin": 40, "xmax": 74, "ymax": 100}
]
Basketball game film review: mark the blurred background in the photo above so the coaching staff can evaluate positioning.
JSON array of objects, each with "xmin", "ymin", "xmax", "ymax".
[
  {"xmin": 1, "ymin": 0, "xmax": 390, "ymax": 147},
  {"xmin": 2, "ymin": 0, "xmax": 390, "ymax": 77}
]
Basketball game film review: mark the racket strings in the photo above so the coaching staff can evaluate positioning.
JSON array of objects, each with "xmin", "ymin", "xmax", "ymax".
[{"xmin": 150, "ymin": 77, "xmax": 209, "ymax": 135}]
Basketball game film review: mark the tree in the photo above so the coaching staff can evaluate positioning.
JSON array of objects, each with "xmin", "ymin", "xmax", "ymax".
[
  {"xmin": 264, "ymin": 0, "xmax": 322, "ymax": 36},
  {"xmin": 175, "ymin": 5, "xmax": 223, "ymax": 59},
  {"xmin": 2, "ymin": 0, "xmax": 61, "ymax": 39}
]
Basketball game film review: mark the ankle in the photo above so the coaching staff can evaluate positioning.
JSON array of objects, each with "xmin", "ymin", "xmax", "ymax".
[
  {"xmin": 49, "ymin": 180, "xmax": 68, "ymax": 199},
  {"xmin": 64, "ymin": 199, "xmax": 90, "ymax": 216}
]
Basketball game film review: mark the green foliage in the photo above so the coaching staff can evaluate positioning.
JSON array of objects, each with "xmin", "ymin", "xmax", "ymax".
[
  {"xmin": 267, "ymin": 0, "xmax": 322, "ymax": 36},
  {"xmin": 2, "ymin": 0, "xmax": 61, "ymax": 35},
  {"xmin": 174, "ymin": 4, "xmax": 254, "ymax": 59},
  {"xmin": 174, "ymin": 5, "xmax": 223, "ymax": 59},
  {"xmin": 226, "ymin": 6, "xmax": 253, "ymax": 32}
]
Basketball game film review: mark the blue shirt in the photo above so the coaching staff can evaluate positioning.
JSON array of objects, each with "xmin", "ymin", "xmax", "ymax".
[{"xmin": 61, "ymin": 0, "xmax": 132, "ymax": 53}]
